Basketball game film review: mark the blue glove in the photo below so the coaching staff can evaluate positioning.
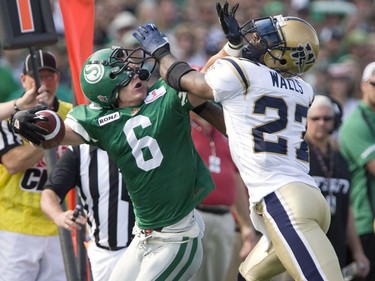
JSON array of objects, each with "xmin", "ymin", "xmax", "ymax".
[
  {"xmin": 10, "ymin": 104, "xmax": 48, "ymax": 145},
  {"xmin": 132, "ymin": 23, "xmax": 171, "ymax": 61}
]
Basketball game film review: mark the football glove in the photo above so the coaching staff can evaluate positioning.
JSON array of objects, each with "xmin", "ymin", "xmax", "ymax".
[
  {"xmin": 133, "ymin": 23, "xmax": 170, "ymax": 61},
  {"xmin": 10, "ymin": 104, "xmax": 49, "ymax": 145},
  {"xmin": 216, "ymin": 1, "xmax": 242, "ymax": 46}
]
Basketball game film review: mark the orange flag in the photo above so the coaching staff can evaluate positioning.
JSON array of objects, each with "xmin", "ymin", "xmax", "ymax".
[
  {"xmin": 59, "ymin": 0, "xmax": 94, "ymax": 106},
  {"xmin": 59, "ymin": 0, "xmax": 94, "ymax": 211}
]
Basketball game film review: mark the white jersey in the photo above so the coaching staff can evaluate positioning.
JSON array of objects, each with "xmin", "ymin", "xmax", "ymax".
[{"xmin": 205, "ymin": 57, "xmax": 318, "ymax": 203}]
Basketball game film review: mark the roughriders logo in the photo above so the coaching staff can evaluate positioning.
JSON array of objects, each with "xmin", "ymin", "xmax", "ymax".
[
  {"xmin": 290, "ymin": 42, "xmax": 316, "ymax": 74},
  {"xmin": 98, "ymin": 95, "xmax": 108, "ymax": 103},
  {"xmin": 83, "ymin": 63, "xmax": 105, "ymax": 84}
]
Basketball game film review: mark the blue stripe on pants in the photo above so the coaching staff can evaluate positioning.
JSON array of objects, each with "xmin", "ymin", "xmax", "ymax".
[{"xmin": 264, "ymin": 191, "xmax": 325, "ymax": 281}]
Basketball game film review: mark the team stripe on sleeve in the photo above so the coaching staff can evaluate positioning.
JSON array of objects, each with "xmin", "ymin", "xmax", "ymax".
[{"xmin": 221, "ymin": 57, "xmax": 250, "ymax": 94}]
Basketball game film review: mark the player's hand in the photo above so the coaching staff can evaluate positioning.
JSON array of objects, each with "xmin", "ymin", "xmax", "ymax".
[
  {"xmin": 133, "ymin": 23, "xmax": 170, "ymax": 61},
  {"xmin": 216, "ymin": 1, "xmax": 242, "ymax": 46},
  {"xmin": 10, "ymin": 104, "xmax": 49, "ymax": 145}
]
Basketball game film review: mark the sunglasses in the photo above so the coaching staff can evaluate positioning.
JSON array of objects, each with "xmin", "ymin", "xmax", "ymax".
[{"xmin": 309, "ymin": 116, "xmax": 334, "ymax": 122}]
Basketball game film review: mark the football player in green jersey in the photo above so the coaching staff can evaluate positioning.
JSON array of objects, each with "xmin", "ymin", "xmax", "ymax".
[{"xmin": 10, "ymin": 44, "xmax": 231, "ymax": 280}]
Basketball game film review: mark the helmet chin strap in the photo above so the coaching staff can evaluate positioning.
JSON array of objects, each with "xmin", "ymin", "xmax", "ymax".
[{"xmin": 242, "ymin": 44, "xmax": 265, "ymax": 62}]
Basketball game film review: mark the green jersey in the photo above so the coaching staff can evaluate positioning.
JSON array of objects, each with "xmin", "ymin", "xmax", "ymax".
[
  {"xmin": 66, "ymin": 80, "xmax": 215, "ymax": 229},
  {"xmin": 339, "ymin": 101, "xmax": 375, "ymax": 235}
]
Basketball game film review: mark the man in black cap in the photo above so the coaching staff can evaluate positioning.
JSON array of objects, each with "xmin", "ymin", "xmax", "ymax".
[
  {"xmin": 23, "ymin": 49, "xmax": 59, "ymax": 74},
  {"xmin": 21, "ymin": 49, "xmax": 62, "ymax": 110},
  {"xmin": 0, "ymin": 49, "xmax": 72, "ymax": 281},
  {"xmin": 0, "ymin": 50, "xmax": 61, "ymax": 121}
]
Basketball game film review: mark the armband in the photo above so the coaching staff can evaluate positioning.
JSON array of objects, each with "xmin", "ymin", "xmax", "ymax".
[
  {"xmin": 223, "ymin": 42, "xmax": 243, "ymax": 57},
  {"xmin": 166, "ymin": 61, "xmax": 196, "ymax": 92}
]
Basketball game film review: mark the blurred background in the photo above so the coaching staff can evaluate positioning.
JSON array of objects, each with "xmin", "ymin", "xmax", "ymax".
[{"xmin": 1, "ymin": 0, "xmax": 374, "ymax": 119}]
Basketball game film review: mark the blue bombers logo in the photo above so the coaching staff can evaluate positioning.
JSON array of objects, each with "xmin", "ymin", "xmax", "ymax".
[
  {"xmin": 290, "ymin": 42, "xmax": 316, "ymax": 73},
  {"xmin": 83, "ymin": 63, "xmax": 105, "ymax": 84}
]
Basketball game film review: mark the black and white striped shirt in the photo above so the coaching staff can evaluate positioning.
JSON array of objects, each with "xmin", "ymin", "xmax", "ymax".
[{"xmin": 45, "ymin": 144, "xmax": 135, "ymax": 250}]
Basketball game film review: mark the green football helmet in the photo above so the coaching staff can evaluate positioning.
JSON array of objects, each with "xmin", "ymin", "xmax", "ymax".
[{"xmin": 80, "ymin": 46, "xmax": 156, "ymax": 107}]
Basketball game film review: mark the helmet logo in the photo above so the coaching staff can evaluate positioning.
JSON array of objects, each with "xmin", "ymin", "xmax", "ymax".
[
  {"xmin": 290, "ymin": 42, "xmax": 316, "ymax": 73},
  {"xmin": 83, "ymin": 63, "xmax": 105, "ymax": 84},
  {"xmin": 97, "ymin": 95, "xmax": 108, "ymax": 103}
]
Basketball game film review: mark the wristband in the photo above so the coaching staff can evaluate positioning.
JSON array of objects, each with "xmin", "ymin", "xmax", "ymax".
[
  {"xmin": 153, "ymin": 44, "xmax": 171, "ymax": 61},
  {"xmin": 223, "ymin": 42, "xmax": 243, "ymax": 57},
  {"xmin": 14, "ymin": 99, "xmax": 20, "ymax": 112}
]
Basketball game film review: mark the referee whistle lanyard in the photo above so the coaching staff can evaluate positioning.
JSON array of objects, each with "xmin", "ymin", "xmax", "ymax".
[
  {"xmin": 191, "ymin": 119, "xmax": 221, "ymax": 174},
  {"xmin": 309, "ymin": 142, "xmax": 336, "ymax": 215}
]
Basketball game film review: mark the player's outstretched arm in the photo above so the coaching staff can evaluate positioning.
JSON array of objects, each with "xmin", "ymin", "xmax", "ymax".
[
  {"xmin": 61, "ymin": 125, "xmax": 86, "ymax": 146},
  {"xmin": 192, "ymin": 101, "xmax": 227, "ymax": 136},
  {"xmin": 133, "ymin": 23, "xmax": 214, "ymax": 100},
  {"xmin": 133, "ymin": 4, "xmax": 242, "ymax": 100},
  {"xmin": 215, "ymin": 1, "xmax": 243, "ymax": 57},
  {"xmin": 10, "ymin": 105, "xmax": 85, "ymax": 148},
  {"xmin": 9, "ymin": 105, "xmax": 49, "ymax": 145}
]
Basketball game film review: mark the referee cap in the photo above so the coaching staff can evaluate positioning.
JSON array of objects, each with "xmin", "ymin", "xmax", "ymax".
[{"xmin": 23, "ymin": 49, "xmax": 58, "ymax": 75}]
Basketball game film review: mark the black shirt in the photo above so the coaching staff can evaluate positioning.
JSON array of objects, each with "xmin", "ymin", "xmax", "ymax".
[{"xmin": 308, "ymin": 143, "xmax": 350, "ymax": 268}]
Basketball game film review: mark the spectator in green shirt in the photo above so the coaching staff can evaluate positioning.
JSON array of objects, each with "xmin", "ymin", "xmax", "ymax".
[{"xmin": 339, "ymin": 61, "xmax": 375, "ymax": 281}]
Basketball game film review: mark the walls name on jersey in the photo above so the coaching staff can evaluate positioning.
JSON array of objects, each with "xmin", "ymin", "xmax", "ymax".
[
  {"xmin": 144, "ymin": 86, "xmax": 166, "ymax": 104},
  {"xmin": 98, "ymin": 112, "xmax": 120, "ymax": 126},
  {"xmin": 269, "ymin": 71, "xmax": 303, "ymax": 95}
]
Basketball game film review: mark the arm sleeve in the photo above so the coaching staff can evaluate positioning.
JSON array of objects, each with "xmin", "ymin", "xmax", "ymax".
[
  {"xmin": 65, "ymin": 111, "xmax": 92, "ymax": 143},
  {"xmin": 205, "ymin": 58, "xmax": 249, "ymax": 103},
  {"xmin": 44, "ymin": 146, "xmax": 80, "ymax": 202}
]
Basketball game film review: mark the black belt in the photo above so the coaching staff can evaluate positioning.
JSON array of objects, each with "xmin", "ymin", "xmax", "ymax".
[{"xmin": 197, "ymin": 204, "xmax": 230, "ymax": 215}]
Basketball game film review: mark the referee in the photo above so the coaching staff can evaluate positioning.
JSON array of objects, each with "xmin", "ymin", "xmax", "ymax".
[{"xmin": 41, "ymin": 144, "xmax": 135, "ymax": 281}]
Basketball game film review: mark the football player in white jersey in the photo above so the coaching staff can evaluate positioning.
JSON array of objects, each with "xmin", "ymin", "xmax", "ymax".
[{"xmin": 133, "ymin": 2, "xmax": 344, "ymax": 280}]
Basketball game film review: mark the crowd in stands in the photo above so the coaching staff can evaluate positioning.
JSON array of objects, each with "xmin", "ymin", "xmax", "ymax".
[{"xmin": 1, "ymin": 0, "xmax": 375, "ymax": 109}]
